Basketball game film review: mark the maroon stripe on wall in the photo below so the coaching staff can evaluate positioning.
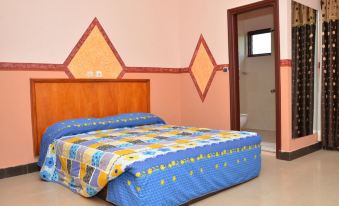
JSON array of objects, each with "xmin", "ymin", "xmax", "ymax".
[
  {"xmin": 0, "ymin": 63, "xmax": 66, "ymax": 71},
  {"xmin": 216, "ymin": 64, "xmax": 229, "ymax": 71},
  {"xmin": 0, "ymin": 62, "xmax": 74, "ymax": 78},
  {"xmin": 280, "ymin": 59, "xmax": 292, "ymax": 67},
  {"xmin": 0, "ymin": 62, "xmax": 228, "ymax": 74},
  {"xmin": 124, "ymin": 67, "xmax": 189, "ymax": 73}
]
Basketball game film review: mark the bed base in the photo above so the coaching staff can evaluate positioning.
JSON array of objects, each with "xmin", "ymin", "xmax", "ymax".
[{"xmin": 96, "ymin": 177, "xmax": 257, "ymax": 206}]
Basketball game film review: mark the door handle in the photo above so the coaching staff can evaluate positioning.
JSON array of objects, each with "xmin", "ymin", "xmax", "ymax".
[{"xmin": 270, "ymin": 89, "xmax": 276, "ymax": 93}]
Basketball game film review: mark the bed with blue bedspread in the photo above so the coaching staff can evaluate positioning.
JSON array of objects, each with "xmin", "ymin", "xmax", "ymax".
[{"xmin": 39, "ymin": 113, "xmax": 261, "ymax": 206}]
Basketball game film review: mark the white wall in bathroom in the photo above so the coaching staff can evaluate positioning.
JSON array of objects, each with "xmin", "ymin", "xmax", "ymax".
[{"xmin": 238, "ymin": 7, "xmax": 276, "ymax": 131}]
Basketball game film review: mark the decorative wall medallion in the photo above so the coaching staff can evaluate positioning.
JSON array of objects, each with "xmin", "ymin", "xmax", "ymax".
[
  {"xmin": 64, "ymin": 18, "xmax": 125, "ymax": 79},
  {"xmin": 189, "ymin": 35, "xmax": 217, "ymax": 101}
]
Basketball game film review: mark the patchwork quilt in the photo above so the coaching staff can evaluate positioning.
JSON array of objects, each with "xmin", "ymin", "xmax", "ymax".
[
  {"xmin": 40, "ymin": 123, "xmax": 260, "ymax": 197},
  {"xmin": 38, "ymin": 113, "xmax": 165, "ymax": 167}
]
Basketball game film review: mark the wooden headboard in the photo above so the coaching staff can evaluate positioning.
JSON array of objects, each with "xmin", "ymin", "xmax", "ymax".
[{"xmin": 30, "ymin": 79, "xmax": 150, "ymax": 155}]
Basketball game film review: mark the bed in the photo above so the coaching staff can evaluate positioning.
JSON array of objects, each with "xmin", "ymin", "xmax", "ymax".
[{"xmin": 31, "ymin": 79, "xmax": 261, "ymax": 206}]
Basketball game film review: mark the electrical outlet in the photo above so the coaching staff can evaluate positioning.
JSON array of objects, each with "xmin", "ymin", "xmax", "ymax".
[
  {"xmin": 86, "ymin": 71, "xmax": 94, "ymax": 77},
  {"xmin": 96, "ymin": 70, "xmax": 103, "ymax": 77}
]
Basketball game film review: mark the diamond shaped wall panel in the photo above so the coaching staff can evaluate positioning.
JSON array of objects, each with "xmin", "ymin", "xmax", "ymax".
[
  {"xmin": 189, "ymin": 36, "xmax": 217, "ymax": 101},
  {"xmin": 191, "ymin": 44, "xmax": 215, "ymax": 93},
  {"xmin": 67, "ymin": 23, "xmax": 124, "ymax": 79}
]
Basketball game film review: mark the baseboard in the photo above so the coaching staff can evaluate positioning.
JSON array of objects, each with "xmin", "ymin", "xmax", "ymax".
[
  {"xmin": 0, "ymin": 162, "xmax": 39, "ymax": 179},
  {"xmin": 322, "ymin": 146, "xmax": 339, "ymax": 151},
  {"xmin": 277, "ymin": 142, "xmax": 322, "ymax": 161}
]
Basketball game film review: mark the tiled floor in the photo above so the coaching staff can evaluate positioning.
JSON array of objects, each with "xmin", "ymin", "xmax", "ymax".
[
  {"xmin": 0, "ymin": 151, "xmax": 339, "ymax": 206},
  {"xmin": 244, "ymin": 128, "xmax": 276, "ymax": 152},
  {"xmin": 244, "ymin": 128, "xmax": 276, "ymax": 143}
]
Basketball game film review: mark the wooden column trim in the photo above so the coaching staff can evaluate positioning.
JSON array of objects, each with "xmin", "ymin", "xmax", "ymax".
[{"xmin": 227, "ymin": 0, "xmax": 282, "ymax": 157}]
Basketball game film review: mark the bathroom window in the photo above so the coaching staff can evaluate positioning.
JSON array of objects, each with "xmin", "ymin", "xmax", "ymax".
[{"xmin": 248, "ymin": 28, "xmax": 272, "ymax": 57}]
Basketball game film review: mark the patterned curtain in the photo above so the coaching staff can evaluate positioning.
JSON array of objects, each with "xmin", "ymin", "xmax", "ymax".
[
  {"xmin": 292, "ymin": 1, "xmax": 316, "ymax": 138},
  {"xmin": 321, "ymin": 0, "xmax": 339, "ymax": 149}
]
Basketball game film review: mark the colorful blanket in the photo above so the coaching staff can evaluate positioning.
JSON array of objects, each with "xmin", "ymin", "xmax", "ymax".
[
  {"xmin": 40, "ymin": 124, "xmax": 258, "ymax": 197},
  {"xmin": 38, "ymin": 113, "xmax": 165, "ymax": 166}
]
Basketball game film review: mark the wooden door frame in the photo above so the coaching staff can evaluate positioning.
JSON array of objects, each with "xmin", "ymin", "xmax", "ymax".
[{"xmin": 227, "ymin": 0, "xmax": 281, "ymax": 157}]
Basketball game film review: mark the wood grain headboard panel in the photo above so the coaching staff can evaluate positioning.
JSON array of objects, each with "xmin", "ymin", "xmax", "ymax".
[{"xmin": 30, "ymin": 79, "xmax": 150, "ymax": 155}]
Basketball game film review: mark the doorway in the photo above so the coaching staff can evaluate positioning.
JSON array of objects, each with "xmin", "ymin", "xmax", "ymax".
[
  {"xmin": 238, "ymin": 7, "xmax": 276, "ymax": 152},
  {"xmin": 228, "ymin": 0, "xmax": 281, "ymax": 157}
]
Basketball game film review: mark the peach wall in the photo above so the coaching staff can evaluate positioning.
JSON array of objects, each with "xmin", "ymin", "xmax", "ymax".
[
  {"xmin": 279, "ymin": 0, "xmax": 291, "ymax": 59},
  {"xmin": 181, "ymin": 71, "xmax": 230, "ymax": 130},
  {"xmin": 0, "ymin": 70, "xmax": 183, "ymax": 169},
  {"xmin": 178, "ymin": 0, "xmax": 321, "ymax": 153},
  {"xmin": 0, "ymin": 0, "xmax": 183, "ymax": 168},
  {"xmin": 0, "ymin": 71, "xmax": 68, "ymax": 167},
  {"xmin": 122, "ymin": 73, "xmax": 182, "ymax": 125},
  {"xmin": 0, "ymin": 0, "xmax": 322, "ymax": 168},
  {"xmin": 0, "ymin": 0, "xmax": 182, "ymax": 67},
  {"xmin": 177, "ymin": 0, "xmax": 263, "ymax": 135}
]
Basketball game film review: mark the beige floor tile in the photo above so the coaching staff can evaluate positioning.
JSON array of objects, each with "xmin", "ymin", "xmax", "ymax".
[{"xmin": 244, "ymin": 128, "xmax": 276, "ymax": 143}]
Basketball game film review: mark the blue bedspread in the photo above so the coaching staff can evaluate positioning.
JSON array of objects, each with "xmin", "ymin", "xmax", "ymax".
[
  {"xmin": 38, "ymin": 113, "xmax": 261, "ymax": 206},
  {"xmin": 105, "ymin": 128, "xmax": 261, "ymax": 206}
]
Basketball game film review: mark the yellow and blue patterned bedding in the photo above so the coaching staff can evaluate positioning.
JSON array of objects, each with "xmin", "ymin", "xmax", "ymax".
[{"xmin": 39, "ymin": 113, "xmax": 261, "ymax": 206}]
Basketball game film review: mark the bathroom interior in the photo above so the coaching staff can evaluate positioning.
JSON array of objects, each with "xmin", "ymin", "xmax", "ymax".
[
  {"xmin": 238, "ymin": 1, "xmax": 320, "ymax": 153},
  {"xmin": 238, "ymin": 7, "xmax": 277, "ymax": 152}
]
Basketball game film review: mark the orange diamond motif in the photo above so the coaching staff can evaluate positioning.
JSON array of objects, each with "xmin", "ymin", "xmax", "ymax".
[
  {"xmin": 189, "ymin": 35, "xmax": 217, "ymax": 101},
  {"xmin": 65, "ymin": 18, "xmax": 125, "ymax": 79}
]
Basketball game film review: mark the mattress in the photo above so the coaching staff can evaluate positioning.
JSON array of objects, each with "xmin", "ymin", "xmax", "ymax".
[{"xmin": 39, "ymin": 113, "xmax": 261, "ymax": 206}]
